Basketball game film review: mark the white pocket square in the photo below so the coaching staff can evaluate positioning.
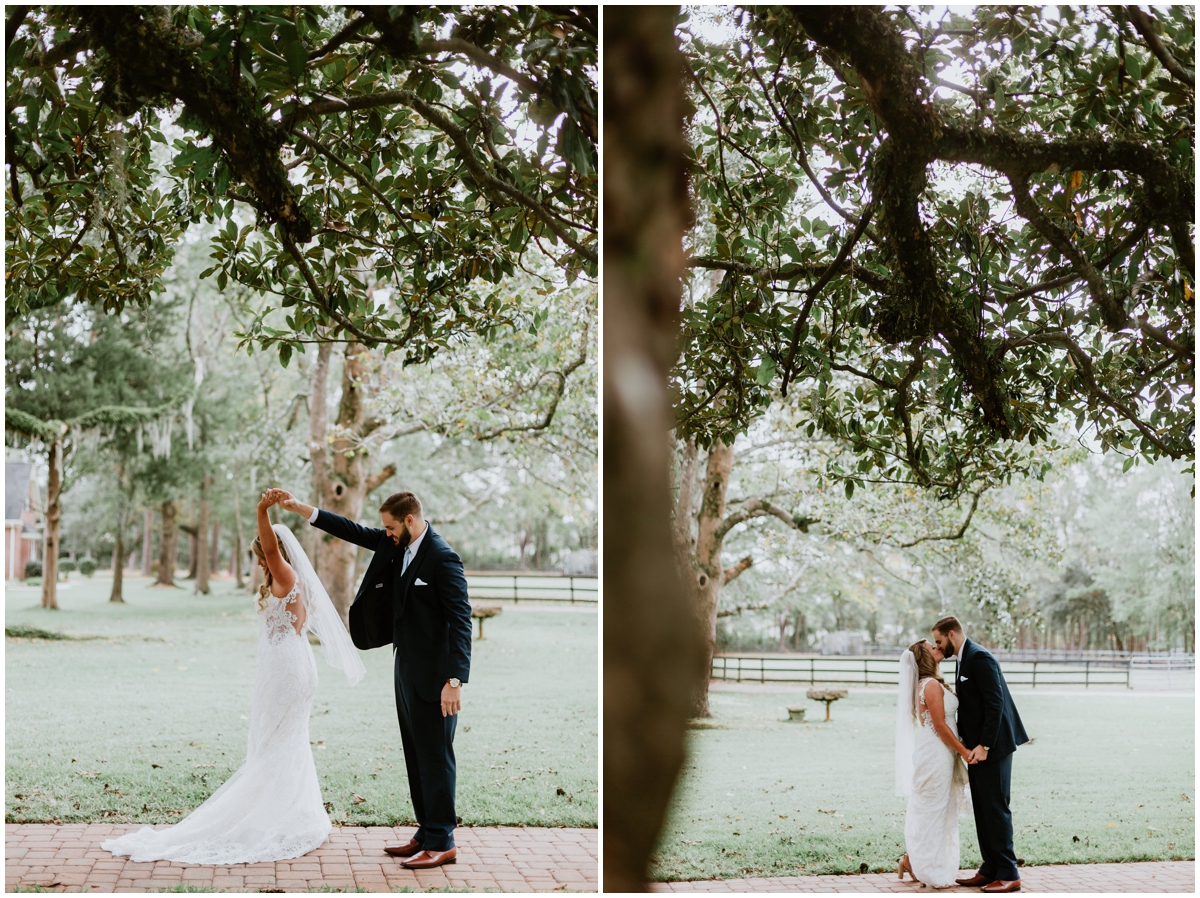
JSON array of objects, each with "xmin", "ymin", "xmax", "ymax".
[
  {"xmin": 415, "ymin": 578, "xmax": 428, "ymax": 586},
  {"xmin": 960, "ymin": 676, "xmax": 968, "ymax": 681}
]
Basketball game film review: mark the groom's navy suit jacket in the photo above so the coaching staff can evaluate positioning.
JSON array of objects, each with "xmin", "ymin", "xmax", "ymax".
[
  {"xmin": 954, "ymin": 638, "xmax": 1029, "ymax": 760},
  {"xmin": 312, "ymin": 511, "xmax": 472, "ymax": 702}
]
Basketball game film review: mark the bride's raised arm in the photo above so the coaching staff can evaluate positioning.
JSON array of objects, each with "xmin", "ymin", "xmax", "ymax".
[{"xmin": 257, "ymin": 491, "xmax": 297, "ymax": 599}]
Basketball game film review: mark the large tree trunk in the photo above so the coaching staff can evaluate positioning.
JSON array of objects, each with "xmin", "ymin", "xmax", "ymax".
[
  {"xmin": 672, "ymin": 438, "xmax": 699, "ymax": 555},
  {"xmin": 604, "ymin": 7, "xmax": 706, "ymax": 890},
  {"xmin": 195, "ymin": 475, "xmax": 210, "ymax": 594},
  {"xmin": 156, "ymin": 499, "xmax": 178, "ymax": 586},
  {"xmin": 692, "ymin": 441, "xmax": 734, "ymax": 718},
  {"xmin": 41, "ymin": 437, "xmax": 63, "ymax": 609},
  {"xmin": 311, "ymin": 342, "xmax": 396, "ymax": 625},
  {"xmin": 141, "ymin": 508, "xmax": 153, "ymax": 577}
]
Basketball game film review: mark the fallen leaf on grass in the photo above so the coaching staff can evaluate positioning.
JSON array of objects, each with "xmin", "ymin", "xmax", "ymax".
[{"xmin": 351, "ymin": 794, "xmax": 367, "ymax": 805}]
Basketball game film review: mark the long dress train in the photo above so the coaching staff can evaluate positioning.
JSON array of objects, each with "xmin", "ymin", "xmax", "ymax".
[{"xmin": 102, "ymin": 584, "xmax": 331, "ymax": 864}]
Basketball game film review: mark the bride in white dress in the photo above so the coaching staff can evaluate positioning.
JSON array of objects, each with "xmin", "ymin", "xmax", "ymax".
[
  {"xmin": 895, "ymin": 640, "xmax": 972, "ymax": 888},
  {"xmin": 102, "ymin": 490, "xmax": 365, "ymax": 865}
]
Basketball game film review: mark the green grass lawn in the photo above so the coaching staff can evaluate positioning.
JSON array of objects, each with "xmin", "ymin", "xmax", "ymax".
[
  {"xmin": 652, "ymin": 685, "xmax": 1194, "ymax": 881},
  {"xmin": 5, "ymin": 574, "xmax": 596, "ymax": 829}
]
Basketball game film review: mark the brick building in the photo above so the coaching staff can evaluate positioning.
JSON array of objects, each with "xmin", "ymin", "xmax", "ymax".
[{"xmin": 5, "ymin": 461, "xmax": 42, "ymax": 580}]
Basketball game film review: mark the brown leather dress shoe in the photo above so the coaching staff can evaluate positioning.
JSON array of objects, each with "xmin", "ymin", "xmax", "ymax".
[
  {"xmin": 400, "ymin": 847, "xmax": 458, "ymax": 869},
  {"xmin": 383, "ymin": 838, "xmax": 423, "ymax": 857},
  {"xmin": 955, "ymin": 874, "xmax": 995, "ymax": 887},
  {"xmin": 981, "ymin": 880, "xmax": 1021, "ymax": 893}
]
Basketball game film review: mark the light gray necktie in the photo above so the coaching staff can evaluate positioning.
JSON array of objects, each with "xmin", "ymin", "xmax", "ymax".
[{"xmin": 401, "ymin": 545, "xmax": 412, "ymax": 576}]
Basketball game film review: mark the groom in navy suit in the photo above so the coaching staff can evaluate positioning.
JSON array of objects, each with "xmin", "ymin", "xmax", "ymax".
[
  {"xmin": 932, "ymin": 616, "xmax": 1029, "ymax": 893},
  {"xmin": 278, "ymin": 489, "xmax": 472, "ymax": 870}
]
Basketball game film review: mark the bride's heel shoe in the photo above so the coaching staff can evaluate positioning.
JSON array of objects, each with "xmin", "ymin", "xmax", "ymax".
[{"xmin": 898, "ymin": 854, "xmax": 913, "ymax": 880}]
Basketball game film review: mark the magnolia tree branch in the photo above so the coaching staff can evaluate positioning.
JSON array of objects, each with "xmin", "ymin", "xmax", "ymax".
[
  {"xmin": 419, "ymin": 37, "xmax": 540, "ymax": 94},
  {"xmin": 1007, "ymin": 174, "xmax": 1128, "ymax": 331},
  {"xmin": 716, "ymin": 601, "xmax": 772, "ymax": 617},
  {"xmin": 79, "ymin": 7, "xmax": 313, "ymax": 244},
  {"xmin": 401, "ymin": 91, "xmax": 598, "ymax": 252},
  {"xmin": 1007, "ymin": 332, "xmax": 1183, "ymax": 457},
  {"xmin": 936, "ymin": 124, "xmax": 1193, "ymax": 276},
  {"xmin": 364, "ymin": 463, "xmax": 397, "ymax": 495},
  {"xmin": 308, "ymin": 15, "xmax": 368, "ymax": 60},
  {"xmin": 781, "ymin": 199, "xmax": 876, "ymax": 395},
  {"xmin": 5, "ymin": 5, "xmax": 29, "ymax": 52},
  {"xmin": 471, "ymin": 323, "xmax": 590, "ymax": 440},
  {"xmin": 715, "ymin": 497, "xmax": 818, "ymax": 544},
  {"xmin": 689, "ymin": 256, "xmax": 891, "ymax": 294},
  {"xmin": 894, "ymin": 490, "xmax": 984, "ymax": 547},
  {"xmin": 783, "ymin": 6, "xmax": 1015, "ymax": 437},
  {"xmin": 722, "ymin": 554, "xmax": 754, "ymax": 585},
  {"xmin": 430, "ymin": 486, "xmax": 498, "ymax": 525},
  {"xmin": 1124, "ymin": 6, "xmax": 1195, "ymax": 85}
]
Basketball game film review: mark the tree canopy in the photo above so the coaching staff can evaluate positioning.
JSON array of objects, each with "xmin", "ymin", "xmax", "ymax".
[
  {"xmin": 7, "ymin": 5, "xmax": 596, "ymax": 365},
  {"xmin": 677, "ymin": 6, "xmax": 1194, "ymax": 493}
]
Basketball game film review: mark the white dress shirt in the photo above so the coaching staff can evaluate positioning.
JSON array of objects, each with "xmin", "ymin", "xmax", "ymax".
[{"xmin": 401, "ymin": 524, "xmax": 427, "ymax": 576}]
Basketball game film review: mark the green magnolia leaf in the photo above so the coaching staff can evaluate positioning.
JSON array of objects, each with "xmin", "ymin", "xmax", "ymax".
[
  {"xmin": 285, "ymin": 40, "xmax": 308, "ymax": 80},
  {"xmin": 756, "ymin": 356, "xmax": 776, "ymax": 386}
]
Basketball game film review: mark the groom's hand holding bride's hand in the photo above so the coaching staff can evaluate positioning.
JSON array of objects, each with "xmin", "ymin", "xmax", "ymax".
[
  {"xmin": 273, "ymin": 490, "xmax": 308, "ymax": 516},
  {"xmin": 966, "ymin": 745, "xmax": 988, "ymax": 764}
]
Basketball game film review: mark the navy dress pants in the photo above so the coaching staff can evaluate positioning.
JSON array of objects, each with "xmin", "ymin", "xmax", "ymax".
[
  {"xmin": 394, "ymin": 655, "xmax": 458, "ymax": 850},
  {"xmin": 967, "ymin": 751, "xmax": 1019, "ymax": 881}
]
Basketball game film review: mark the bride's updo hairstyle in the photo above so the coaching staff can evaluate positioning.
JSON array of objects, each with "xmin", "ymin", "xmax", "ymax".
[
  {"xmin": 251, "ymin": 535, "xmax": 291, "ymax": 612},
  {"xmin": 908, "ymin": 640, "xmax": 951, "ymax": 692}
]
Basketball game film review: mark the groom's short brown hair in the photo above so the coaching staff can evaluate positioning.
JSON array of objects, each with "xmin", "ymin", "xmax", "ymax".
[
  {"xmin": 932, "ymin": 615, "xmax": 963, "ymax": 636},
  {"xmin": 380, "ymin": 491, "xmax": 422, "ymax": 520}
]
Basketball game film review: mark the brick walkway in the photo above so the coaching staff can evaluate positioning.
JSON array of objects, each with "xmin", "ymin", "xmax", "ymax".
[
  {"xmin": 652, "ymin": 860, "xmax": 1194, "ymax": 892},
  {"xmin": 5, "ymin": 823, "xmax": 597, "ymax": 892}
]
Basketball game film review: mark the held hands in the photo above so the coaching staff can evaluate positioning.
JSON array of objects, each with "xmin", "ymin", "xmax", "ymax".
[
  {"xmin": 440, "ymin": 682, "xmax": 462, "ymax": 718},
  {"xmin": 966, "ymin": 745, "xmax": 989, "ymax": 764},
  {"xmin": 258, "ymin": 488, "xmax": 304, "ymax": 514}
]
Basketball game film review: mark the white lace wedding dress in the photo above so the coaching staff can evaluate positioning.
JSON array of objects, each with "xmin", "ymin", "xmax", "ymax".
[
  {"xmin": 102, "ymin": 584, "xmax": 331, "ymax": 864},
  {"xmin": 904, "ymin": 677, "xmax": 970, "ymax": 888}
]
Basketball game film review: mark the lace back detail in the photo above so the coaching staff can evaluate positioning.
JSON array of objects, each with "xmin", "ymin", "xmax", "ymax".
[
  {"xmin": 264, "ymin": 583, "xmax": 304, "ymax": 643},
  {"xmin": 916, "ymin": 677, "xmax": 934, "ymax": 728}
]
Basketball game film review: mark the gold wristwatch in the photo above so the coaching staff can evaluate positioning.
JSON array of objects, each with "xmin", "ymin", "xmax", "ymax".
[{"xmin": 447, "ymin": 678, "xmax": 462, "ymax": 688}]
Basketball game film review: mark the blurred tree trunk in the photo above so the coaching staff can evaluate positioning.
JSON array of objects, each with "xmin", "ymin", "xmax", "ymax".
[
  {"xmin": 232, "ymin": 483, "xmax": 246, "ymax": 590},
  {"xmin": 110, "ymin": 530, "xmax": 125, "ymax": 602},
  {"xmin": 604, "ymin": 7, "xmax": 706, "ymax": 890},
  {"xmin": 210, "ymin": 519, "xmax": 220, "ymax": 573},
  {"xmin": 110, "ymin": 473, "xmax": 132, "ymax": 603},
  {"xmin": 310, "ymin": 342, "xmax": 395, "ymax": 625},
  {"xmin": 141, "ymin": 508, "xmax": 153, "ymax": 577},
  {"xmin": 156, "ymin": 499, "xmax": 178, "ymax": 586},
  {"xmin": 182, "ymin": 517, "xmax": 198, "ymax": 579},
  {"xmin": 41, "ymin": 437, "xmax": 64, "ymax": 609},
  {"xmin": 195, "ymin": 475, "xmax": 211, "ymax": 594}
]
